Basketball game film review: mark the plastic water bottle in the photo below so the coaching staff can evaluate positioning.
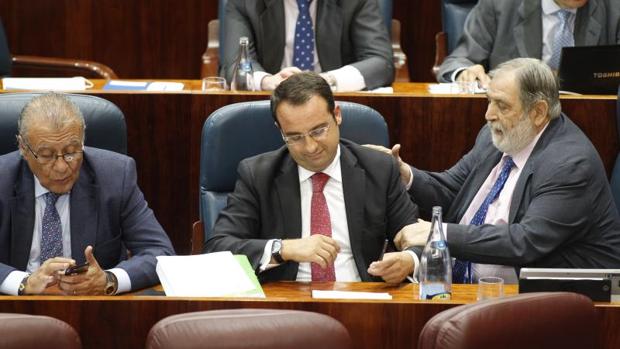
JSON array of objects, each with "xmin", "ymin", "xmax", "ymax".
[
  {"xmin": 419, "ymin": 206, "xmax": 452, "ymax": 300},
  {"xmin": 231, "ymin": 36, "xmax": 255, "ymax": 91}
]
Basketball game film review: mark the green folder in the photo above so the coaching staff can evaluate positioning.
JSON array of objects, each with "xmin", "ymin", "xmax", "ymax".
[{"xmin": 228, "ymin": 255, "xmax": 265, "ymax": 298}]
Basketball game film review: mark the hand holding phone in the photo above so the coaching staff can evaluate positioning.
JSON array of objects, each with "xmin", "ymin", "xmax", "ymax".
[{"xmin": 64, "ymin": 262, "xmax": 89, "ymax": 276}]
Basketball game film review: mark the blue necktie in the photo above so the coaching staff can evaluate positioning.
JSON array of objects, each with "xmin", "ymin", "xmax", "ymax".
[
  {"xmin": 548, "ymin": 9, "xmax": 574, "ymax": 70},
  {"xmin": 40, "ymin": 192, "xmax": 63, "ymax": 264},
  {"xmin": 453, "ymin": 156, "xmax": 515, "ymax": 283},
  {"xmin": 293, "ymin": 0, "xmax": 315, "ymax": 71}
]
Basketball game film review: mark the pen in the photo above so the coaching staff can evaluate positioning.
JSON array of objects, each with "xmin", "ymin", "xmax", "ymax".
[{"xmin": 379, "ymin": 239, "xmax": 389, "ymax": 261}]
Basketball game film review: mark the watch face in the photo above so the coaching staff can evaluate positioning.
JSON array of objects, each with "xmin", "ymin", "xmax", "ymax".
[{"xmin": 272, "ymin": 240, "xmax": 282, "ymax": 254}]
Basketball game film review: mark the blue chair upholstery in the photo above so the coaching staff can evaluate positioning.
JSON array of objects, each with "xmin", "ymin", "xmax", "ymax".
[
  {"xmin": 611, "ymin": 85, "xmax": 620, "ymax": 212},
  {"xmin": 199, "ymin": 100, "xmax": 389, "ymax": 241},
  {"xmin": 0, "ymin": 93, "xmax": 127, "ymax": 155},
  {"xmin": 441, "ymin": 0, "xmax": 478, "ymax": 54}
]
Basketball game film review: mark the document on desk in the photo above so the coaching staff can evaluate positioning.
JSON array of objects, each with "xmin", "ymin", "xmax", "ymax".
[
  {"xmin": 312, "ymin": 290, "xmax": 392, "ymax": 300},
  {"xmin": 156, "ymin": 252, "xmax": 265, "ymax": 298}
]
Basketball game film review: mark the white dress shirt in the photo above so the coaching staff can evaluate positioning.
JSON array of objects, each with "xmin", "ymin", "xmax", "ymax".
[
  {"xmin": 0, "ymin": 176, "xmax": 131, "ymax": 295},
  {"xmin": 260, "ymin": 146, "xmax": 362, "ymax": 281},
  {"xmin": 253, "ymin": 0, "xmax": 366, "ymax": 91}
]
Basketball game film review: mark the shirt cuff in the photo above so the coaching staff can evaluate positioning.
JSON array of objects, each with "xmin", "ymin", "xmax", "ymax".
[
  {"xmin": 108, "ymin": 268, "xmax": 131, "ymax": 294},
  {"xmin": 405, "ymin": 166, "xmax": 414, "ymax": 190},
  {"xmin": 327, "ymin": 65, "xmax": 366, "ymax": 92},
  {"xmin": 450, "ymin": 67, "xmax": 467, "ymax": 82},
  {"xmin": 404, "ymin": 250, "xmax": 420, "ymax": 283},
  {"xmin": 252, "ymin": 71, "xmax": 271, "ymax": 91},
  {"xmin": 258, "ymin": 239, "xmax": 280, "ymax": 273},
  {"xmin": 0, "ymin": 270, "xmax": 29, "ymax": 296}
]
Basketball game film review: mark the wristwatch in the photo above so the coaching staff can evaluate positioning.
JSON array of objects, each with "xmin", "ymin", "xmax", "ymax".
[
  {"xmin": 271, "ymin": 239, "xmax": 285, "ymax": 264},
  {"xmin": 18, "ymin": 275, "xmax": 30, "ymax": 296},
  {"xmin": 103, "ymin": 271, "xmax": 118, "ymax": 295}
]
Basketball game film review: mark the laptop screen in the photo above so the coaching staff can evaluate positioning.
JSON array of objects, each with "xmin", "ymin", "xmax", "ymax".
[{"xmin": 558, "ymin": 44, "xmax": 620, "ymax": 95}]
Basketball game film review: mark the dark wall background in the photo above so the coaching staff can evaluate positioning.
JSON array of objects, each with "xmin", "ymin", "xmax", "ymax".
[{"xmin": 0, "ymin": 0, "xmax": 441, "ymax": 81}]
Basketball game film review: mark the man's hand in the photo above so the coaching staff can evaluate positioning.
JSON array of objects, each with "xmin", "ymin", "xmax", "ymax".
[
  {"xmin": 25, "ymin": 257, "xmax": 75, "ymax": 294},
  {"xmin": 281, "ymin": 235, "xmax": 341, "ymax": 269},
  {"xmin": 57, "ymin": 246, "xmax": 107, "ymax": 296},
  {"xmin": 456, "ymin": 64, "xmax": 490, "ymax": 88},
  {"xmin": 394, "ymin": 221, "xmax": 431, "ymax": 250},
  {"xmin": 363, "ymin": 144, "xmax": 412, "ymax": 186},
  {"xmin": 367, "ymin": 252, "xmax": 414, "ymax": 284},
  {"xmin": 260, "ymin": 67, "xmax": 302, "ymax": 90}
]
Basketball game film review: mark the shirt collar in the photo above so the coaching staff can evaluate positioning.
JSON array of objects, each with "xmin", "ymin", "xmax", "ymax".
[
  {"xmin": 298, "ymin": 145, "xmax": 342, "ymax": 183},
  {"xmin": 542, "ymin": 0, "xmax": 578, "ymax": 15},
  {"xmin": 504, "ymin": 122, "xmax": 549, "ymax": 170}
]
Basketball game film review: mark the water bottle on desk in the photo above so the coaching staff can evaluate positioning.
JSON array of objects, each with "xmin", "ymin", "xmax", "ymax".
[
  {"xmin": 231, "ymin": 36, "xmax": 255, "ymax": 91},
  {"xmin": 419, "ymin": 206, "xmax": 452, "ymax": 300}
]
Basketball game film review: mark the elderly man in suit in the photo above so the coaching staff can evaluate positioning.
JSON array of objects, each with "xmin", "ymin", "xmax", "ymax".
[
  {"xmin": 437, "ymin": 0, "xmax": 620, "ymax": 84},
  {"xmin": 372, "ymin": 58, "xmax": 620, "ymax": 284},
  {"xmin": 205, "ymin": 72, "xmax": 418, "ymax": 284},
  {"xmin": 220, "ymin": 0, "xmax": 394, "ymax": 91},
  {"xmin": 0, "ymin": 93, "xmax": 175, "ymax": 296}
]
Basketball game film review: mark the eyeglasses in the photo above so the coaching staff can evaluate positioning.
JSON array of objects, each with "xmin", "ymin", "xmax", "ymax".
[
  {"xmin": 281, "ymin": 123, "xmax": 331, "ymax": 145},
  {"xmin": 21, "ymin": 137, "xmax": 84, "ymax": 165}
]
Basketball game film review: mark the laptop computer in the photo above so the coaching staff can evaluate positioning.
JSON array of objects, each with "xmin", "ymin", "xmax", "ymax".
[{"xmin": 558, "ymin": 44, "xmax": 620, "ymax": 95}]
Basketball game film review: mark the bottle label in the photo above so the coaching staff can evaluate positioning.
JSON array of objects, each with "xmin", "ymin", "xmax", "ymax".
[
  {"xmin": 240, "ymin": 62, "xmax": 252, "ymax": 71},
  {"xmin": 423, "ymin": 292, "xmax": 452, "ymax": 300}
]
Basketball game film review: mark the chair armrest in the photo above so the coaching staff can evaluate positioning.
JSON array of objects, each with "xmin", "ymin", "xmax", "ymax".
[
  {"xmin": 12, "ymin": 55, "xmax": 118, "ymax": 79},
  {"xmin": 432, "ymin": 32, "xmax": 447, "ymax": 78},
  {"xmin": 201, "ymin": 19, "xmax": 220, "ymax": 78},
  {"xmin": 391, "ymin": 19, "xmax": 410, "ymax": 82},
  {"xmin": 191, "ymin": 221, "xmax": 205, "ymax": 255}
]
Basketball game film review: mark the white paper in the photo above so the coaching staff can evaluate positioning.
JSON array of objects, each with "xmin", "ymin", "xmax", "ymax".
[
  {"xmin": 106, "ymin": 80, "xmax": 149, "ymax": 88},
  {"xmin": 428, "ymin": 83, "xmax": 486, "ymax": 94},
  {"xmin": 147, "ymin": 82, "xmax": 185, "ymax": 91},
  {"xmin": 2, "ymin": 77, "xmax": 89, "ymax": 91},
  {"xmin": 156, "ymin": 252, "xmax": 256, "ymax": 297},
  {"xmin": 311, "ymin": 290, "xmax": 392, "ymax": 300}
]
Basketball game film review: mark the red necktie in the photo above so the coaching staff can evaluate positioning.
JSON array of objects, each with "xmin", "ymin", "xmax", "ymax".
[{"xmin": 310, "ymin": 172, "xmax": 336, "ymax": 281}]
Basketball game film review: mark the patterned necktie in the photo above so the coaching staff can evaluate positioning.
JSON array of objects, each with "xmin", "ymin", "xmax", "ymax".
[
  {"xmin": 293, "ymin": 0, "xmax": 315, "ymax": 71},
  {"xmin": 453, "ymin": 157, "xmax": 515, "ymax": 283},
  {"xmin": 40, "ymin": 192, "xmax": 63, "ymax": 264},
  {"xmin": 548, "ymin": 9, "xmax": 574, "ymax": 70},
  {"xmin": 310, "ymin": 172, "xmax": 336, "ymax": 281}
]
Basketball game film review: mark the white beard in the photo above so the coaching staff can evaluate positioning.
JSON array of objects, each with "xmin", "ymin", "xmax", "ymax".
[{"xmin": 489, "ymin": 114, "xmax": 537, "ymax": 154}]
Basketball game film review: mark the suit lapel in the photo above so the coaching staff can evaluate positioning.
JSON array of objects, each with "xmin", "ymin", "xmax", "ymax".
[
  {"xmin": 9, "ymin": 161, "xmax": 35, "ymax": 270},
  {"xmin": 259, "ymin": 0, "xmax": 286, "ymax": 73},
  {"xmin": 275, "ymin": 156, "xmax": 302, "ymax": 239},
  {"xmin": 515, "ymin": 0, "xmax": 543, "ymax": 59},
  {"xmin": 339, "ymin": 146, "xmax": 366, "ymax": 275},
  {"xmin": 575, "ymin": 0, "xmax": 601, "ymax": 46},
  {"xmin": 315, "ymin": 0, "xmax": 342, "ymax": 71},
  {"xmin": 69, "ymin": 160, "xmax": 99, "ymax": 265}
]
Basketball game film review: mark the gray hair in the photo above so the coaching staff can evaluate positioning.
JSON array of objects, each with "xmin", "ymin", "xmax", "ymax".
[
  {"xmin": 489, "ymin": 58, "xmax": 561, "ymax": 119},
  {"xmin": 18, "ymin": 93, "xmax": 86, "ymax": 140}
]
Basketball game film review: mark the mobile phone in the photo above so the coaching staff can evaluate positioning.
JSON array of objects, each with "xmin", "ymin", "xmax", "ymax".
[{"xmin": 64, "ymin": 262, "xmax": 89, "ymax": 276}]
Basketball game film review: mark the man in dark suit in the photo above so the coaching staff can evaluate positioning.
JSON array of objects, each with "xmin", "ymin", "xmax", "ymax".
[
  {"xmin": 374, "ymin": 58, "xmax": 620, "ymax": 283},
  {"xmin": 438, "ymin": 0, "xmax": 620, "ymax": 84},
  {"xmin": 205, "ymin": 72, "xmax": 418, "ymax": 283},
  {"xmin": 220, "ymin": 0, "xmax": 393, "ymax": 91},
  {"xmin": 0, "ymin": 93, "xmax": 175, "ymax": 295}
]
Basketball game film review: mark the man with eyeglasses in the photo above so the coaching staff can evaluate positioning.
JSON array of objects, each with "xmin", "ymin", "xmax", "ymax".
[
  {"xmin": 205, "ymin": 72, "xmax": 419, "ymax": 283},
  {"xmin": 0, "ymin": 93, "xmax": 175, "ymax": 296}
]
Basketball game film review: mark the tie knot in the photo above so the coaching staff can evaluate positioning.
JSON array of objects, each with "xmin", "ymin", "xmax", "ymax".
[
  {"xmin": 44, "ymin": 192, "xmax": 60, "ymax": 205},
  {"xmin": 311, "ymin": 172, "xmax": 330, "ymax": 193},
  {"xmin": 502, "ymin": 156, "xmax": 515, "ymax": 172},
  {"xmin": 557, "ymin": 9, "xmax": 572, "ymax": 24},
  {"xmin": 297, "ymin": 0, "xmax": 311, "ymax": 9}
]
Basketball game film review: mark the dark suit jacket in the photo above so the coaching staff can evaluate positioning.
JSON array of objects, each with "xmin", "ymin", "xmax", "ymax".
[
  {"xmin": 220, "ymin": 0, "xmax": 394, "ymax": 90},
  {"xmin": 409, "ymin": 114, "xmax": 620, "ymax": 269},
  {"xmin": 437, "ymin": 0, "xmax": 620, "ymax": 82},
  {"xmin": 0, "ymin": 147, "xmax": 175, "ymax": 290},
  {"xmin": 204, "ymin": 140, "xmax": 418, "ymax": 282}
]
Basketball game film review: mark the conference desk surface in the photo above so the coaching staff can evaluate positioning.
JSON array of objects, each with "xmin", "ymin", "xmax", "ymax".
[
  {"xmin": 4, "ymin": 282, "xmax": 620, "ymax": 349},
  {"xmin": 1, "ymin": 82, "xmax": 617, "ymax": 256}
]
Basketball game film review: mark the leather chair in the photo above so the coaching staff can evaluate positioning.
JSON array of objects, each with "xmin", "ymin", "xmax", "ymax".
[
  {"xmin": 418, "ymin": 292, "xmax": 598, "ymax": 349},
  {"xmin": 201, "ymin": 0, "xmax": 410, "ymax": 82},
  {"xmin": 145, "ymin": 309, "xmax": 351, "ymax": 349},
  {"xmin": 191, "ymin": 100, "xmax": 389, "ymax": 254},
  {"xmin": 432, "ymin": 0, "xmax": 478, "ymax": 76},
  {"xmin": 0, "ymin": 313, "xmax": 81, "ymax": 349},
  {"xmin": 611, "ymin": 85, "xmax": 620, "ymax": 212},
  {"xmin": 0, "ymin": 93, "xmax": 127, "ymax": 155},
  {"xmin": 0, "ymin": 18, "xmax": 117, "ymax": 79}
]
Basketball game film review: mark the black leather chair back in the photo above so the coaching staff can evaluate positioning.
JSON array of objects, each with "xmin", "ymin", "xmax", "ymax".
[
  {"xmin": 0, "ymin": 93, "xmax": 127, "ymax": 155},
  {"xmin": 611, "ymin": 85, "xmax": 620, "ymax": 212},
  {"xmin": 0, "ymin": 18, "xmax": 12, "ymax": 76},
  {"xmin": 441, "ymin": 0, "xmax": 478, "ymax": 54}
]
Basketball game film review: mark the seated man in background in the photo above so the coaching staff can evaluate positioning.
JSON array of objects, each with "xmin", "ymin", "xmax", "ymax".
[
  {"xmin": 437, "ymin": 0, "xmax": 620, "ymax": 85},
  {"xmin": 373, "ymin": 58, "xmax": 620, "ymax": 283},
  {"xmin": 220, "ymin": 0, "xmax": 394, "ymax": 91},
  {"xmin": 205, "ymin": 72, "xmax": 418, "ymax": 284},
  {"xmin": 0, "ymin": 93, "xmax": 175, "ymax": 295}
]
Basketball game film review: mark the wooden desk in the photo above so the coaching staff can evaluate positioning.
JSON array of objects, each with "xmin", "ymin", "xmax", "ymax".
[
  {"xmin": 2, "ymin": 282, "xmax": 619, "ymax": 349},
  {"xmin": 2, "ymin": 83, "xmax": 616, "ymax": 254}
]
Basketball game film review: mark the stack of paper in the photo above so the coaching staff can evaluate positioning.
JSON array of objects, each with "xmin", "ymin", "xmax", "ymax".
[{"xmin": 156, "ymin": 251, "xmax": 265, "ymax": 298}]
